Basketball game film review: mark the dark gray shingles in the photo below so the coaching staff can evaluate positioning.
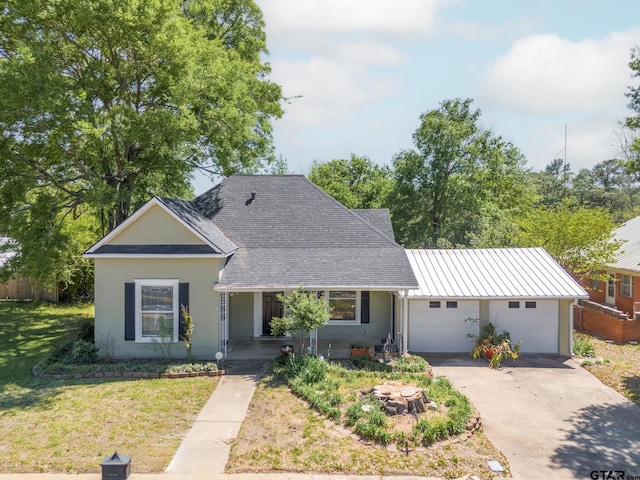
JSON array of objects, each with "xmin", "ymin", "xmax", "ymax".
[
  {"xmin": 156, "ymin": 197, "xmax": 237, "ymax": 254},
  {"xmin": 218, "ymin": 247, "xmax": 418, "ymax": 289},
  {"xmin": 351, "ymin": 209, "xmax": 395, "ymax": 240},
  {"xmin": 194, "ymin": 175, "xmax": 417, "ymax": 289},
  {"xmin": 195, "ymin": 175, "xmax": 400, "ymax": 248},
  {"xmin": 93, "ymin": 245, "xmax": 218, "ymax": 255}
]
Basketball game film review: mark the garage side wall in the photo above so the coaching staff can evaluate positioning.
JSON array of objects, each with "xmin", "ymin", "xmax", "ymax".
[{"xmin": 558, "ymin": 299, "xmax": 572, "ymax": 356}]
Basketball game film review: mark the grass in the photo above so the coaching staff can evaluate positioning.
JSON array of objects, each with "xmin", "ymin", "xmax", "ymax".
[
  {"xmin": 0, "ymin": 302, "xmax": 217, "ymax": 473},
  {"xmin": 227, "ymin": 354, "xmax": 508, "ymax": 478},
  {"xmin": 574, "ymin": 330, "xmax": 640, "ymax": 405}
]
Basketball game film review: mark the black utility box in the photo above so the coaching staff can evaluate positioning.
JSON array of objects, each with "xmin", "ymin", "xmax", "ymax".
[{"xmin": 101, "ymin": 451, "xmax": 131, "ymax": 480}]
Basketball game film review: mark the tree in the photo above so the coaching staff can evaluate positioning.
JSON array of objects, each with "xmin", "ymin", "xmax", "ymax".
[
  {"xmin": 307, "ymin": 154, "xmax": 393, "ymax": 209},
  {"xmin": 270, "ymin": 290, "xmax": 331, "ymax": 353},
  {"xmin": 530, "ymin": 159, "xmax": 572, "ymax": 209},
  {"xmin": 515, "ymin": 204, "xmax": 621, "ymax": 280},
  {"xmin": 389, "ymin": 98, "xmax": 534, "ymax": 247},
  {"xmin": 0, "ymin": 0, "xmax": 282, "ymax": 287}
]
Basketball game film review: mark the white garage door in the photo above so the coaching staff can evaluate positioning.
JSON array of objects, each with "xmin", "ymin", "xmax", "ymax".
[
  {"xmin": 408, "ymin": 300, "xmax": 479, "ymax": 353},
  {"xmin": 488, "ymin": 300, "xmax": 559, "ymax": 354}
]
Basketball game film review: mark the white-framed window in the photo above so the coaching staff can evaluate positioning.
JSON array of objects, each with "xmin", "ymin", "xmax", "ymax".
[
  {"xmin": 135, "ymin": 279, "xmax": 180, "ymax": 342},
  {"xmin": 620, "ymin": 274, "xmax": 633, "ymax": 298},
  {"xmin": 607, "ymin": 275, "xmax": 615, "ymax": 298},
  {"xmin": 327, "ymin": 290, "xmax": 360, "ymax": 324}
]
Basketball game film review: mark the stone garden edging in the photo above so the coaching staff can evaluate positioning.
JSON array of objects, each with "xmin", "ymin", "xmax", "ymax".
[{"xmin": 33, "ymin": 367, "xmax": 225, "ymax": 380}]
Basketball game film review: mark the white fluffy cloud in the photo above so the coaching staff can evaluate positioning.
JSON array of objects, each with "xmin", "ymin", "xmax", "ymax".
[
  {"xmin": 256, "ymin": 0, "xmax": 438, "ymax": 127},
  {"xmin": 272, "ymin": 56, "xmax": 398, "ymax": 126},
  {"xmin": 259, "ymin": 0, "xmax": 449, "ymax": 40},
  {"xmin": 479, "ymin": 29, "xmax": 640, "ymax": 115}
]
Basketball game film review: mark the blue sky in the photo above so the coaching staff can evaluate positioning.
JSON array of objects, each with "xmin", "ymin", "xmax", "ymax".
[{"xmin": 195, "ymin": 0, "xmax": 640, "ymax": 193}]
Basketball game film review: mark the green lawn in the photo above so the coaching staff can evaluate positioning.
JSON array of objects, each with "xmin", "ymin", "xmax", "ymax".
[{"xmin": 0, "ymin": 302, "xmax": 217, "ymax": 473}]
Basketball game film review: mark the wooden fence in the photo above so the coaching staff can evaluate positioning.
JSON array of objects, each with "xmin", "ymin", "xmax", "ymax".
[{"xmin": 0, "ymin": 277, "xmax": 58, "ymax": 302}]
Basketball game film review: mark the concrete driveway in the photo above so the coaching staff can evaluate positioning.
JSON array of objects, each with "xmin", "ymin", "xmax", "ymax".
[{"xmin": 428, "ymin": 355, "xmax": 640, "ymax": 480}]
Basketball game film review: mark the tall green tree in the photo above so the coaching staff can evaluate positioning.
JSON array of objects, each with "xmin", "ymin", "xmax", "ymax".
[
  {"xmin": 389, "ymin": 98, "xmax": 533, "ymax": 248},
  {"xmin": 530, "ymin": 159, "xmax": 572, "ymax": 209},
  {"xmin": 307, "ymin": 154, "xmax": 393, "ymax": 209},
  {"xmin": 515, "ymin": 204, "xmax": 621, "ymax": 280},
  {"xmin": 625, "ymin": 46, "xmax": 640, "ymax": 180},
  {"xmin": 0, "ymin": 0, "xmax": 282, "ymax": 286}
]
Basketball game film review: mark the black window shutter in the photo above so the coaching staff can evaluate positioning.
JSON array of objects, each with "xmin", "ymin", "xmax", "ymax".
[
  {"xmin": 124, "ymin": 283, "xmax": 135, "ymax": 341},
  {"xmin": 179, "ymin": 283, "xmax": 190, "ymax": 339},
  {"xmin": 361, "ymin": 291, "xmax": 370, "ymax": 324}
]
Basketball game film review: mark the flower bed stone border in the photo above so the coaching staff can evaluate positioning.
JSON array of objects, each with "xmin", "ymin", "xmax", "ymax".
[{"xmin": 33, "ymin": 367, "xmax": 225, "ymax": 380}]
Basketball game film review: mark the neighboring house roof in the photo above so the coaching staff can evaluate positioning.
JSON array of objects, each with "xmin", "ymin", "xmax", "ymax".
[
  {"xmin": 406, "ymin": 247, "xmax": 588, "ymax": 299},
  {"xmin": 610, "ymin": 215, "xmax": 640, "ymax": 273},
  {"xmin": 351, "ymin": 209, "xmax": 395, "ymax": 240},
  {"xmin": 194, "ymin": 175, "xmax": 417, "ymax": 290}
]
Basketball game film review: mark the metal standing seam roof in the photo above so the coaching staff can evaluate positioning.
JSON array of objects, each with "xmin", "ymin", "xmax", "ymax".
[
  {"xmin": 406, "ymin": 248, "xmax": 588, "ymax": 299},
  {"xmin": 610, "ymin": 215, "xmax": 640, "ymax": 272}
]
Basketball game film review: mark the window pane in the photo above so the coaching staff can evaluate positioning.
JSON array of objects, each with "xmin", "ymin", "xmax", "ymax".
[
  {"xmin": 525, "ymin": 301, "xmax": 537, "ymax": 309},
  {"xmin": 446, "ymin": 301, "xmax": 458, "ymax": 308},
  {"xmin": 141, "ymin": 312, "xmax": 174, "ymax": 337},
  {"xmin": 508, "ymin": 301, "xmax": 520, "ymax": 308},
  {"xmin": 329, "ymin": 291, "xmax": 356, "ymax": 321},
  {"xmin": 621, "ymin": 275, "xmax": 632, "ymax": 298},
  {"xmin": 429, "ymin": 301, "xmax": 441, "ymax": 308},
  {"xmin": 141, "ymin": 285, "xmax": 173, "ymax": 311}
]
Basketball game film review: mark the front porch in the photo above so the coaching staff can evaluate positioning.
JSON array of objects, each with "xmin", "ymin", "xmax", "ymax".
[{"xmin": 225, "ymin": 337, "xmax": 357, "ymax": 360}]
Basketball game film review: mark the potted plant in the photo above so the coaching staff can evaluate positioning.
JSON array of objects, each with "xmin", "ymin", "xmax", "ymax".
[
  {"xmin": 349, "ymin": 340, "xmax": 370, "ymax": 357},
  {"xmin": 467, "ymin": 320, "xmax": 521, "ymax": 368}
]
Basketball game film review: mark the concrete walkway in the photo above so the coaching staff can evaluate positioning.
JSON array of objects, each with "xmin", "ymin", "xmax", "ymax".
[{"xmin": 165, "ymin": 359, "xmax": 270, "ymax": 475}]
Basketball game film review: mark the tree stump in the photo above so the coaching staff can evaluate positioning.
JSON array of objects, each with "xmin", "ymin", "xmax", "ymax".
[{"xmin": 368, "ymin": 382, "xmax": 429, "ymax": 416}]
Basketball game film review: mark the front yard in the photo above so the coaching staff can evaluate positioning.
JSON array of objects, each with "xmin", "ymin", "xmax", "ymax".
[
  {"xmin": 0, "ymin": 302, "xmax": 217, "ymax": 473},
  {"xmin": 3, "ymin": 301, "xmax": 638, "ymax": 476},
  {"xmin": 226, "ymin": 355, "xmax": 509, "ymax": 478}
]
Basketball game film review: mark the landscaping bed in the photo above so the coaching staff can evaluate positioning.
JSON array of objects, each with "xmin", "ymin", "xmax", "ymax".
[{"xmin": 227, "ymin": 354, "xmax": 508, "ymax": 478}]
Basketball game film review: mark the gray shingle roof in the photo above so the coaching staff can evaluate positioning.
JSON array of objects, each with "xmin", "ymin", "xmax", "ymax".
[
  {"xmin": 91, "ymin": 244, "xmax": 219, "ymax": 255},
  {"xmin": 194, "ymin": 175, "xmax": 417, "ymax": 290},
  {"xmin": 351, "ymin": 209, "xmax": 395, "ymax": 240},
  {"xmin": 156, "ymin": 197, "xmax": 237, "ymax": 255}
]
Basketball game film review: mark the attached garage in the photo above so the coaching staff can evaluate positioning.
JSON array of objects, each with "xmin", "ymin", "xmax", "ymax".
[
  {"xmin": 488, "ymin": 300, "xmax": 559, "ymax": 354},
  {"xmin": 409, "ymin": 300, "xmax": 479, "ymax": 353},
  {"xmin": 403, "ymin": 248, "xmax": 588, "ymax": 356}
]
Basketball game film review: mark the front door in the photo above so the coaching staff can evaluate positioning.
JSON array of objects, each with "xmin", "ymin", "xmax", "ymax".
[
  {"xmin": 606, "ymin": 274, "xmax": 616, "ymax": 305},
  {"xmin": 263, "ymin": 292, "xmax": 283, "ymax": 336}
]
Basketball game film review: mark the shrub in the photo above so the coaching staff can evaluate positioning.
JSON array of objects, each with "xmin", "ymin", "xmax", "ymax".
[
  {"xmin": 414, "ymin": 416, "xmax": 452, "ymax": 445},
  {"xmin": 390, "ymin": 354, "xmax": 432, "ymax": 374},
  {"xmin": 64, "ymin": 340, "xmax": 98, "ymax": 364},
  {"xmin": 573, "ymin": 337, "xmax": 595, "ymax": 357}
]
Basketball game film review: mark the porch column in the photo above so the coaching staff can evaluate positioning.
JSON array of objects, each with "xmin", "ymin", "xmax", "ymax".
[
  {"xmin": 253, "ymin": 292, "xmax": 262, "ymax": 337},
  {"xmin": 402, "ymin": 291, "xmax": 409, "ymax": 354}
]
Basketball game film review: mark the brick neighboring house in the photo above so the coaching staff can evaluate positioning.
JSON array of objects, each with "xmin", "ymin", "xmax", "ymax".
[{"xmin": 577, "ymin": 215, "xmax": 640, "ymax": 343}]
